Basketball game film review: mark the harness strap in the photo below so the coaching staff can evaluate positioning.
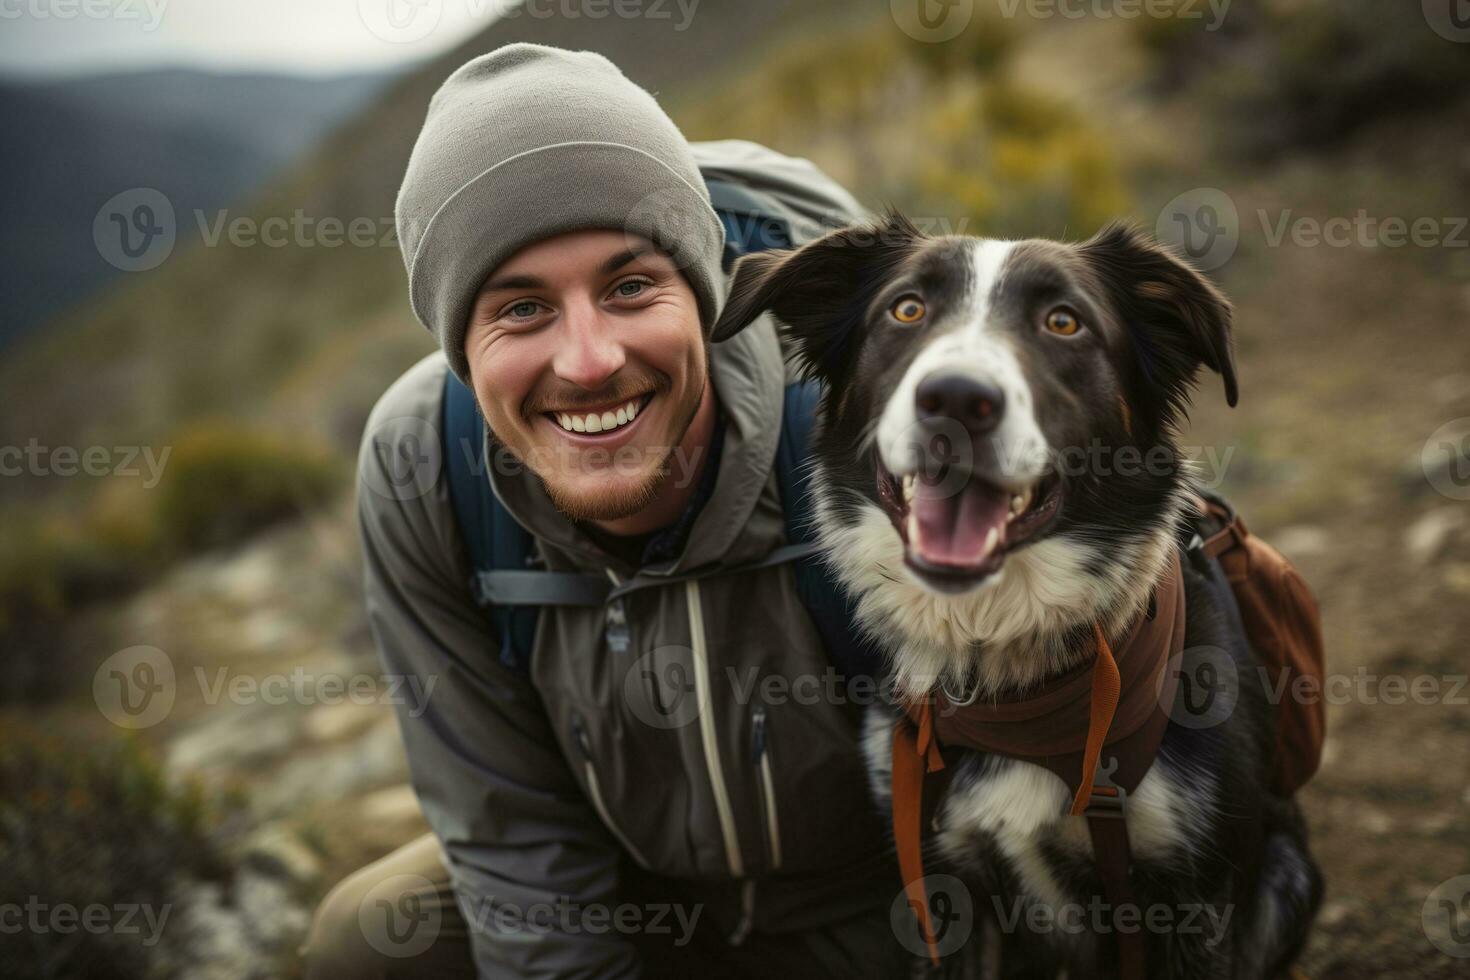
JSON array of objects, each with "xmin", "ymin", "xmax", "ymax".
[
  {"xmin": 1085, "ymin": 806, "xmax": 1147, "ymax": 980},
  {"xmin": 1070, "ymin": 623, "xmax": 1122, "ymax": 816},
  {"xmin": 892, "ymin": 622, "xmax": 1136, "ymax": 971},
  {"xmin": 892, "ymin": 699, "xmax": 946, "ymax": 967}
]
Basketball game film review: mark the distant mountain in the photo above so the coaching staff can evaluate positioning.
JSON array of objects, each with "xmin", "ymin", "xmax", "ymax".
[{"xmin": 0, "ymin": 68, "xmax": 390, "ymax": 345}]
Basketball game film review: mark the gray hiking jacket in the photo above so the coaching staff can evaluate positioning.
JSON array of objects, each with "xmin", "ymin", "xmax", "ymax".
[{"xmin": 357, "ymin": 142, "xmax": 893, "ymax": 978}]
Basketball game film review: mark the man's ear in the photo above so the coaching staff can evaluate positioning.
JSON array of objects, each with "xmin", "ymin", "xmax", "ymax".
[
  {"xmin": 1081, "ymin": 222, "xmax": 1238, "ymax": 420},
  {"xmin": 712, "ymin": 212, "xmax": 923, "ymax": 380}
]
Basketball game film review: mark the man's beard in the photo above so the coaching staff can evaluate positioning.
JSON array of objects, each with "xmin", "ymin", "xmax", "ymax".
[{"xmin": 538, "ymin": 377, "xmax": 705, "ymax": 523}]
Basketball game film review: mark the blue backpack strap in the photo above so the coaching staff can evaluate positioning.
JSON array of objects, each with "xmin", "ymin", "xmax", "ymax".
[
  {"xmin": 442, "ymin": 371, "xmax": 542, "ymax": 671},
  {"xmin": 775, "ymin": 380, "xmax": 883, "ymax": 682},
  {"xmin": 707, "ymin": 177, "xmax": 793, "ymax": 269}
]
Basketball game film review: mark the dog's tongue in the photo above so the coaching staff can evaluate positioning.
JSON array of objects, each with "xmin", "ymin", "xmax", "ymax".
[{"xmin": 911, "ymin": 474, "xmax": 1010, "ymax": 568}]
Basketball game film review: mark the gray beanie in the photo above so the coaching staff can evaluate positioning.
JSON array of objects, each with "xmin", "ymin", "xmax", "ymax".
[{"xmin": 395, "ymin": 43, "xmax": 727, "ymax": 384}]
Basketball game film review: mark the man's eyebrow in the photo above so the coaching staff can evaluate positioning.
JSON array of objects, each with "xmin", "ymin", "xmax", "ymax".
[
  {"xmin": 477, "ymin": 246, "xmax": 660, "ymax": 296},
  {"xmin": 479, "ymin": 273, "xmax": 545, "ymax": 294},
  {"xmin": 599, "ymin": 245, "xmax": 658, "ymax": 275}
]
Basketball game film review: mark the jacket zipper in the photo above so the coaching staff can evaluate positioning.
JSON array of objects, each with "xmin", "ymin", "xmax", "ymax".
[
  {"xmin": 684, "ymin": 579, "xmax": 745, "ymax": 878},
  {"xmin": 571, "ymin": 713, "xmax": 649, "ymax": 869},
  {"xmin": 684, "ymin": 579, "xmax": 757, "ymax": 946},
  {"xmin": 751, "ymin": 703, "xmax": 782, "ymax": 871}
]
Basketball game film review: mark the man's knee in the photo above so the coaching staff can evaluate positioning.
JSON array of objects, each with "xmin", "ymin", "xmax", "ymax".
[{"xmin": 302, "ymin": 834, "xmax": 465, "ymax": 980}]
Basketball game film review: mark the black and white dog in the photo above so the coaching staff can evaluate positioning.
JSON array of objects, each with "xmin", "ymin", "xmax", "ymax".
[{"xmin": 713, "ymin": 216, "xmax": 1321, "ymax": 978}]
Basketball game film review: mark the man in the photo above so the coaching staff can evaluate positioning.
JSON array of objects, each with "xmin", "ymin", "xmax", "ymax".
[{"xmin": 305, "ymin": 44, "xmax": 906, "ymax": 978}]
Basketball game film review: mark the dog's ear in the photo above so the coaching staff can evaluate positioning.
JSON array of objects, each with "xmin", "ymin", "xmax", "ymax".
[
  {"xmin": 1081, "ymin": 222, "xmax": 1238, "ymax": 419},
  {"xmin": 712, "ymin": 212, "xmax": 923, "ymax": 380}
]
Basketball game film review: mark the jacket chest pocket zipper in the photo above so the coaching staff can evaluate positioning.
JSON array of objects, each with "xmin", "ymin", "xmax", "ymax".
[
  {"xmin": 751, "ymin": 704, "xmax": 782, "ymax": 872},
  {"xmin": 572, "ymin": 714, "xmax": 650, "ymax": 869}
]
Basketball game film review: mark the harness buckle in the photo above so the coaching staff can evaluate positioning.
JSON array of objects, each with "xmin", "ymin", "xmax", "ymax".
[{"xmin": 1081, "ymin": 755, "xmax": 1128, "ymax": 819}]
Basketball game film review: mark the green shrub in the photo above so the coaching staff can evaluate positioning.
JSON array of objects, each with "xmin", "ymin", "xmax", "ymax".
[
  {"xmin": 153, "ymin": 423, "xmax": 343, "ymax": 554},
  {"xmin": 0, "ymin": 728, "xmax": 236, "ymax": 979},
  {"xmin": 1139, "ymin": 0, "xmax": 1470, "ymax": 157},
  {"xmin": 677, "ymin": 20, "xmax": 1130, "ymax": 242}
]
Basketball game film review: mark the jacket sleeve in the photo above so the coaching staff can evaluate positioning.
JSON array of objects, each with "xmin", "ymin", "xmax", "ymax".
[{"xmin": 355, "ymin": 368, "xmax": 640, "ymax": 979}]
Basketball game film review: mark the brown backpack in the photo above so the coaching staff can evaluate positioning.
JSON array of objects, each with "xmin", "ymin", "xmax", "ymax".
[{"xmin": 1195, "ymin": 493, "xmax": 1327, "ymax": 796}]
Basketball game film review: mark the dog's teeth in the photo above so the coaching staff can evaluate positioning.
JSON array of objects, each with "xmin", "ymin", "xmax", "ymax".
[
  {"xmin": 1009, "ymin": 486, "xmax": 1034, "ymax": 520},
  {"xmin": 902, "ymin": 474, "xmax": 916, "ymax": 504},
  {"xmin": 983, "ymin": 526, "xmax": 999, "ymax": 556},
  {"xmin": 906, "ymin": 511, "xmax": 919, "ymax": 544}
]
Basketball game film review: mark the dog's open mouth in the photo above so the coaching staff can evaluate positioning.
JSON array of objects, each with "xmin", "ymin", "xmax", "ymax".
[{"xmin": 876, "ymin": 459, "xmax": 1062, "ymax": 593}]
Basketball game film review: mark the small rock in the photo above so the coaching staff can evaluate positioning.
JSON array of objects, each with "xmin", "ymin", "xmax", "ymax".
[
  {"xmin": 1268, "ymin": 524, "xmax": 1331, "ymax": 561},
  {"xmin": 303, "ymin": 699, "xmax": 385, "ymax": 744},
  {"xmin": 255, "ymin": 718, "xmax": 408, "ymax": 817},
  {"xmin": 1405, "ymin": 507, "xmax": 1466, "ymax": 565},
  {"xmin": 167, "ymin": 700, "xmax": 299, "ymax": 775},
  {"xmin": 237, "ymin": 869, "xmax": 311, "ymax": 949},
  {"xmin": 357, "ymin": 783, "xmax": 424, "ymax": 825},
  {"xmin": 243, "ymin": 824, "xmax": 324, "ymax": 888},
  {"xmin": 1358, "ymin": 806, "xmax": 1394, "ymax": 835}
]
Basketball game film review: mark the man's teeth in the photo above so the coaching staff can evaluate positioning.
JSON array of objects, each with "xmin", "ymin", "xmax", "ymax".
[{"xmin": 556, "ymin": 397, "xmax": 643, "ymax": 434}]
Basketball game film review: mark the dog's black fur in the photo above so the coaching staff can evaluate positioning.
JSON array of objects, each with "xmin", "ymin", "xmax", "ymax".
[{"xmin": 714, "ymin": 215, "xmax": 1322, "ymax": 978}]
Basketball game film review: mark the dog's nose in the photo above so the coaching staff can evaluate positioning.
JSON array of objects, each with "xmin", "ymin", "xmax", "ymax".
[{"xmin": 915, "ymin": 372, "xmax": 1005, "ymax": 435}]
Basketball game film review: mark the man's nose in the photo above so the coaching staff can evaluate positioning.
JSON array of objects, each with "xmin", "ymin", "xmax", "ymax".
[
  {"xmin": 551, "ymin": 301, "xmax": 625, "ymax": 390},
  {"xmin": 914, "ymin": 371, "xmax": 1005, "ymax": 437}
]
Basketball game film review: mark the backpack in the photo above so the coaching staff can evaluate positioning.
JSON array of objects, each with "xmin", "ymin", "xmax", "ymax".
[
  {"xmin": 1189, "ymin": 491, "xmax": 1326, "ymax": 796},
  {"xmin": 439, "ymin": 173, "xmax": 881, "ymax": 682}
]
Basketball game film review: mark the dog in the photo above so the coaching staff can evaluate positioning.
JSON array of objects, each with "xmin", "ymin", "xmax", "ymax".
[{"xmin": 713, "ymin": 215, "xmax": 1322, "ymax": 978}]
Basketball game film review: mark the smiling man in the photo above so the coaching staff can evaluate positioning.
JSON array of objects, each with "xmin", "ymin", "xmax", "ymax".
[{"xmin": 303, "ymin": 44, "xmax": 907, "ymax": 979}]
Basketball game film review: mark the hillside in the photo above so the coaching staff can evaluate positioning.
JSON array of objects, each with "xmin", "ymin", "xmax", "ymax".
[{"xmin": 0, "ymin": 69, "xmax": 389, "ymax": 345}]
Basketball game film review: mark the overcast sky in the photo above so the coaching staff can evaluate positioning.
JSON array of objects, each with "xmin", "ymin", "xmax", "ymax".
[{"xmin": 0, "ymin": 0, "xmax": 505, "ymax": 77}]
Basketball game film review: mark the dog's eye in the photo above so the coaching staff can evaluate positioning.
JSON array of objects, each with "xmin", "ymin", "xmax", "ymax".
[
  {"xmin": 891, "ymin": 296, "xmax": 926, "ymax": 324},
  {"xmin": 1044, "ymin": 308, "xmax": 1083, "ymax": 336}
]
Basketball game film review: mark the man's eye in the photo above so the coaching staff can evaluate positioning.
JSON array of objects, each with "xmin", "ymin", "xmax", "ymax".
[
  {"xmin": 615, "ymin": 280, "xmax": 646, "ymax": 298},
  {"xmin": 507, "ymin": 301, "xmax": 541, "ymax": 319}
]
